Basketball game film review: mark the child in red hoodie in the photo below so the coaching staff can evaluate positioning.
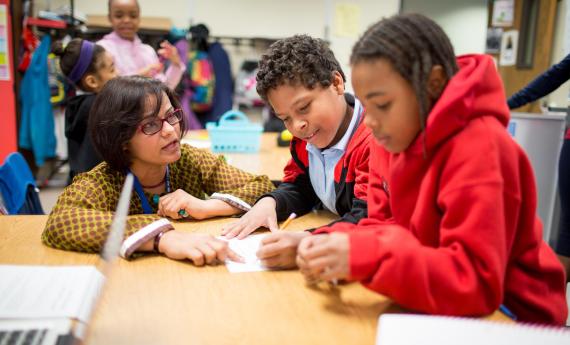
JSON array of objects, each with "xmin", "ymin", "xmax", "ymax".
[{"xmin": 296, "ymin": 14, "xmax": 568, "ymax": 325}]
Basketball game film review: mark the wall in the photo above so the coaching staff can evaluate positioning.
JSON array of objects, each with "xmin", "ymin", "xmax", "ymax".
[
  {"xmin": 184, "ymin": 0, "xmax": 327, "ymax": 79},
  {"xmin": 42, "ymin": 0, "xmax": 400, "ymax": 89},
  {"xmin": 547, "ymin": 0, "xmax": 569, "ymax": 109},
  {"xmin": 326, "ymin": 0, "xmax": 400, "ymax": 88},
  {"xmin": 401, "ymin": 0, "xmax": 488, "ymax": 55}
]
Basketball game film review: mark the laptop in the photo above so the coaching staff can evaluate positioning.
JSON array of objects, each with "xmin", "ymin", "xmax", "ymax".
[{"xmin": 0, "ymin": 174, "xmax": 134, "ymax": 345}]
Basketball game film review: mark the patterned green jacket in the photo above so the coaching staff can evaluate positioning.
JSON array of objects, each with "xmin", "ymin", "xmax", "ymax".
[{"xmin": 42, "ymin": 144, "xmax": 274, "ymax": 254}]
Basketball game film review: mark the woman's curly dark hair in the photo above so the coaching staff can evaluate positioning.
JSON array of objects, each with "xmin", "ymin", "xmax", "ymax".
[{"xmin": 256, "ymin": 35, "xmax": 345, "ymax": 101}]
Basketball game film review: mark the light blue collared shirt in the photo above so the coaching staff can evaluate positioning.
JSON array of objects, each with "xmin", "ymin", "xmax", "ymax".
[{"xmin": 306, "ymin": 98, "xmax": 363, "ymax": 214}]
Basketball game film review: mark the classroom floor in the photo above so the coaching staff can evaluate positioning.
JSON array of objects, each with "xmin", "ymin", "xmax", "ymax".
[{"xmin": 38, "ymin": 166, "xmax": 67, "ymax": 214}]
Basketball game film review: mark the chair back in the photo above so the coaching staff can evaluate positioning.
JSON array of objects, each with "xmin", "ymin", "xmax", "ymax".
[{"xmin": 0, "ymin": 152, "xmax": 44, "ymax": 214}]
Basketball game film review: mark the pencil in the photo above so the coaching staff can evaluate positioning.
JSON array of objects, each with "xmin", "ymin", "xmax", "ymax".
[
  {"xmin": 324, "ymin": 267, "xmax": 338, "ymax": 287},
  {"xmin": 499, "ymin": 304, "xmax": 517, "ymax": 320},
  {"xmin": 281, "ymin": 213, "xmax": 297, "ymax": 230}
]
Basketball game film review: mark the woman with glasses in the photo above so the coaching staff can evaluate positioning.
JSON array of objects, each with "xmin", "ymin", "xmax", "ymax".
[{"xmin": 42, "ymin": 76, "xmax": 275, "ymax": 265}]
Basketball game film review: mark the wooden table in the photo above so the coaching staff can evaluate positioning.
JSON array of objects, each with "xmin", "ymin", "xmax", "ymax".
[
  {"xmin": 0, "ymin": 215, "xmax": 510, "ymax": 345},
  {"xmin": 182, "ymin": 131, "xmax": 290, "ymax": 181}
]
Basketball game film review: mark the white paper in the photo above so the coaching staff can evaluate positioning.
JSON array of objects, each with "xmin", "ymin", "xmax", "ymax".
[
  {"xmin": 218, "ymin": 234, "xmax": 268, "ymax": 273},
  {"xmin": 376, "ymin": 314, "xmax": 570, "ymax": 345},
  {"xmin": 491, "ymin": 0, "xmax": 514, "ymax": 27},
  {"xmin": 499, "ymin": 30, "xmax": 518, "ymax": 66},
  {"xmin": 0, "ymin": 265, "xmax": 105, "ymax": 322}
]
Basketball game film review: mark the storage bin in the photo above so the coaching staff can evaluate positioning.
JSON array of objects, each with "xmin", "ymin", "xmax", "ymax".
[{"xmin": 206, "ymin": 110, "xmax": 262, "ymax": 153}]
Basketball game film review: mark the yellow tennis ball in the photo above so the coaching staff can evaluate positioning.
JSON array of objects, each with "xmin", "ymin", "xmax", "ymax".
[{"xmin": 281, "ymin": 130, "xmax": 293, "ymax": 141}]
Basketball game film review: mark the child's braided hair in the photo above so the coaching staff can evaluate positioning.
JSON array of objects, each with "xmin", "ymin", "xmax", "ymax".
[{"xmin": 351, "ymin": 13, "xmax": 458, "ymax": 130}]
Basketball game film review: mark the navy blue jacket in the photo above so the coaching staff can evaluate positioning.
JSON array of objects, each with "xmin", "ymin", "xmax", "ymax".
[{"xmin": 508, "ymin": 54, "xmax": 570, "ymax": 109}]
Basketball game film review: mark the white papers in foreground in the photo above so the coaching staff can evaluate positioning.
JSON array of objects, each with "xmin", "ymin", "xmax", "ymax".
[
  {"xmin": 376, "ymin": 314, "xmax": 570, "ymax": 345},
  {"xmin": 218, "ymin": 234, "xmax": 268, "ymax": 273},
  {"xmin": 0, "ymin": 265, "xmax": 105, "ymax": 322}
]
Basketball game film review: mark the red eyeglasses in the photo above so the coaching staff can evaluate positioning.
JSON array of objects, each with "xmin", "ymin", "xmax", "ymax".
[{"xmin": 139, "ymin": 109, "xmax": 183, "ymax": 135}]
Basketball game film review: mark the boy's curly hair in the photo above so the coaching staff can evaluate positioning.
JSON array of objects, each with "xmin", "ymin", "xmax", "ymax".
[{"xmin": 256, "ymin": 35, "xmax": 345, "ymax": 101}]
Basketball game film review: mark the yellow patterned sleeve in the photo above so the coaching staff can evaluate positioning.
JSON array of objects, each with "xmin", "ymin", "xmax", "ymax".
[
  {"xmin": 41, "ymin": 165, "xmax": 161, "ymax": 253},
  {"xmin": 176, "ymin": 145, "xmax": 274, "ymax": 208}
]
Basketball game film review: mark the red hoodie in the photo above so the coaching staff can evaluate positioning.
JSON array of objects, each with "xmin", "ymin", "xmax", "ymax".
[{"xmin": 316, "ymin": 54, "xmax": 568, "ymax": 324}]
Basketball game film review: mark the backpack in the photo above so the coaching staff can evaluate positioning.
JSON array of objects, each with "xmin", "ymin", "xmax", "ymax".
[
  {"xmin": 186, "ymin": 50, "xmax": 215, "ymax": 113},
  {"xmin": 47, "ymin": 53, "xmax": 66, "ymax": 105}
]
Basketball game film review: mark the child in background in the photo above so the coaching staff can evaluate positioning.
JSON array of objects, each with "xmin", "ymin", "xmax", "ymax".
[
  {"xmin": 52, "ymin": 38, "xmax": 117, "ymax": 182},
  {"xmin": 221, "ymin": 35, "xmax": 374, "ymax": 269},
  {"xmin": 297, "ymin": 14, "xmax": 568, "ymax": 324},
  {"xmin": 97, "ymin": 0, "xmax": 185, "ymax": 90}
]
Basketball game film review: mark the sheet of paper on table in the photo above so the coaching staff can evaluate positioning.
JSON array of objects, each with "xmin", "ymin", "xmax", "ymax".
[{"xmin": 218, "ymin": 234, "xmax": 268, "ymax": 273}]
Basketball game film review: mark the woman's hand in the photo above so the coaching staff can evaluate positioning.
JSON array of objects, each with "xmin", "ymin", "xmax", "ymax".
[
  {"xmin": 158, "ymin": 41, "xmax": 181, "ymax": 67},
  {"xmin": 158, "ymin": 190, "xmax": 242, "ymax": 220},
  {"xmin": 157, "ymin": 189, "xmax": 208, "ymax": 220},
  {"xmin": 220, "ymin": 197, "xmax": 278, "ymax": 239},
  {"xmin": 296, "ymin": 233, "xmax": 350, "ymax": 283},
  {"xmin": 158, "ymin": 230, "xmax": 242, "ymax": 266},
  {"xmin": 256, "ymin": 231, "xmax": 310, "ymax": 269}
]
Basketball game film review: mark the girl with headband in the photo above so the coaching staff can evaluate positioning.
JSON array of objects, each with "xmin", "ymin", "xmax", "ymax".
[{"xmin": 52, "ymin": 38, "xmax": 118, "ymax": 182}]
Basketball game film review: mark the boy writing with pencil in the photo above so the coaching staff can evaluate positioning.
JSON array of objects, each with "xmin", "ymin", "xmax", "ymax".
[{"xmin": 221, "ymin": 35, "xmax": 376, "ymax": 269}]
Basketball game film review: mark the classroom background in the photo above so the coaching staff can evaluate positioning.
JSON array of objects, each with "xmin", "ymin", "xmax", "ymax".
[
  {"xmin": 0, "ymin": 0, "xmax": 568, "ymax": 236},
  {"xmin": 0, "ymin": 0, "xmax": 570, "ymax": 341}
]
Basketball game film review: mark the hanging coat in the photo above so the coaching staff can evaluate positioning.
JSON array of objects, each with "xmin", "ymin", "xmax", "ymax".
[
  {"xmin": 19, "ymin": 35, "xmax": 56, "ymax": 166},
  {"xmin": 208, "ymin": 42, "xmax": 233, "ymax": 123}
]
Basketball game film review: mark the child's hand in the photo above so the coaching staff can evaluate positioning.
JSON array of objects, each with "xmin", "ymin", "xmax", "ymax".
[
  {"xmin": 296, "ymin": 233, "xmax": 350, "ymax": 283},
  {"xmin": 158, "ymin": 230, "xmax": 243, "ymax": 265},
  {"xmin": 220, "ymin": 197, "xmax": 278, "ymax": 239},
  {"xmin": 138, "ymin": 62, "xmax": 164, "ymax": 77},
  {"xmin": 157, "ymin": 189, "xmax": 208, "ymax": 220},
  {"xmin": 256, "ymin": 231, "xmax": 310, "ymax": 269},
  {"xmin": 158, "ymin": 41, "xmax": 181, "ymax": 67}
]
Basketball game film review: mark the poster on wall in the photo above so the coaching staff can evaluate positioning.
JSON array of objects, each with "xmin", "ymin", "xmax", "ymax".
[
  {"xmin": 492, "ymin": 0, "xmax": 514, "ymax": 27},
  {"xmin": 486, "ymin": 27, "xmax": 503, "ymax": 54},
  {"xmin": 334, "ymin": 3, "xmax": 361, "ymax": 38},
  {"xmin": 499, "ymin": 30, "xmax": 518, "ymax": 66},
  {"xmin": 0, "ymin": 4, "xmax": 10, "ymax": 81}
]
